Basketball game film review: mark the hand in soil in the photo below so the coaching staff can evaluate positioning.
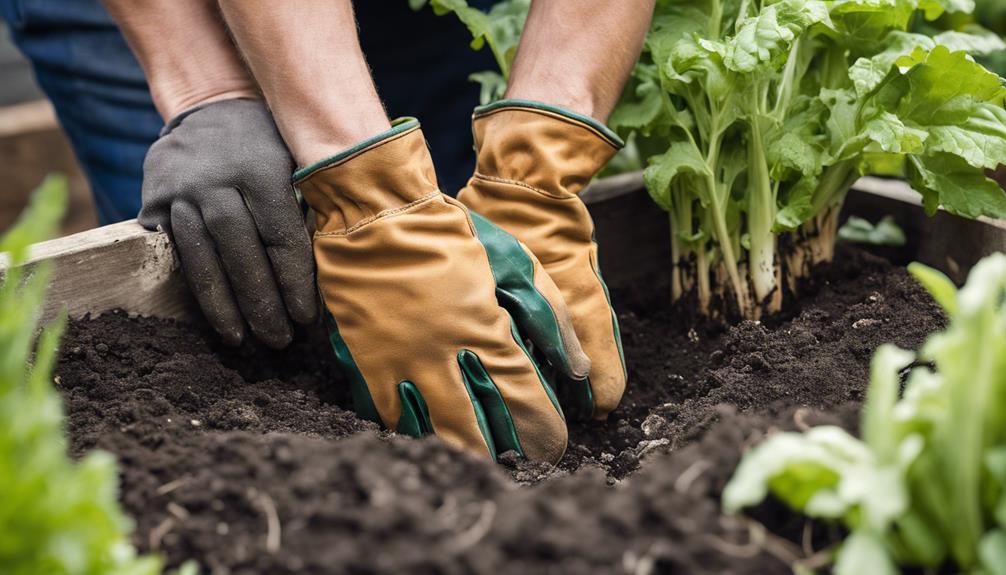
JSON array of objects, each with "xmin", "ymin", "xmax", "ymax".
[
  {"xmin": 139, "ymin": 98, "xmax": 318, "ymax": 349},
  {"xmin": 58, "ymin": 247, "xmax": 946, "ymax": 574},
  {"xmin": 458, "ymin": 102, "xmax": 627, "ymax": 421},
  {"xmin": 294, "ymin": 120, "xmax": 589, "ymax": 463}
]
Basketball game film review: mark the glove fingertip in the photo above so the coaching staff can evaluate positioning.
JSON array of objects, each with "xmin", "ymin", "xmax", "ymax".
[
  {"xmin": 252, "ymin": 321, "xmax": 294, "ymax": 350},
  {"xmin": 288, "ymin": 295, "xmax": 320, "ymax": 326},
  {"xmin": 566, "ymin": 348, "xmax": 592, "ymax": 381},
  {"xmin": 218, "ymin": 326, "xmax": 245, "ymax": 348}
]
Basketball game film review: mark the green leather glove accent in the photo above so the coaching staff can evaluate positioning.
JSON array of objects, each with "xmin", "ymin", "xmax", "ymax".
[
  {"xmin": 323, "ymin": 211, "xmax": 589, "ymax": 456},
  {"xmin": 458, "ymin": 100, "xmax": 628, "ymax": 421}
]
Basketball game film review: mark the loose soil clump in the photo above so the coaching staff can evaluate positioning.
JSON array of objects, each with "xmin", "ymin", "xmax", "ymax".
[{"xmin": 57, "ymin": 247, "xmax": 945, "ymax": 574}]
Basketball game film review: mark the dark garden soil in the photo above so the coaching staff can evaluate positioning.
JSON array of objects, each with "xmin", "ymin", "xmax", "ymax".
[{"xmin": 56, "ymin": 246, "xmax": 946, "ymax": 575}]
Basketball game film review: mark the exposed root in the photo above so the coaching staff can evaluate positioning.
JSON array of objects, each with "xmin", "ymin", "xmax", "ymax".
[
  {"xmin": 792, "ymin": 545, "xmax": 839, "ymax": 573},
  {"xmin": 702, "ymin": 517, "xmax": 801, "ymax": 563},
  {"xmin": 623, "ymin": 542, "xmax": 673, "ymax": 575},
  {"xmin": 167, "ymin": 502, "xmax": 189, "ymax": 520},
  {"xmin": 252, "ymin": 490, "xmax": 282, "ymax": 554},
  {"xmin": 673, "ymin": 459, "xmax": 713, "ymax": 494},
  {"xmin": 155, "ymin": 475, "xmax": 191, "ymax": 496},
  {"xmin": 149, "ymin": 517, "xmax": 175, "ymax": 551},
  {"xmin": 801, "ymin": 521, "xmax": 815, "ymax": 557},
  {"xmin": 447, "ymin": 501, "xmax": 497, "ymax": 553},
  {"xmin": 793, "ymin": 407, "xmax": 812, "ymax": 432},
  {"xmin": 671, "ymin": 209, "xmax": 840, "ymax": 321}
]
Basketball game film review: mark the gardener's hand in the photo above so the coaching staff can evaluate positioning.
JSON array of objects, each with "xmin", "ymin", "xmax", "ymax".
[
  {"xmin": 457, "ymin": 101, "xmax": 626, "ymax": 421},
  {"xmin": 139, "ymin": 98, "xmax": 318, "ymax": 348},
  {"xmin": 296, "ymin": 120, "xmax": 589, "ymax": 463}
]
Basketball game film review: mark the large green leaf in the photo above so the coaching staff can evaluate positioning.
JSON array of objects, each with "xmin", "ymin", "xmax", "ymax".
[
  {"xmin": 609, "ymin": 64, "xmax": 681, "ymax": 136},
  {"xmin": 848, "ymin": 31, "xmax": 936, "ymax": 96},
  {"xmin": 643, "ymin": 140, "xmax": 711, "ymax": 211},
  {"xmin": 934, "ymin": 25, "xmax": 1006, "ymax": 54},
  {"xmin": 908, "ymin": 262, "xmax": 959, "ymax": 315},
  {"xmin": 924, "ymin": 103, "xmax": 1006, "ymax": 171},
  {"xmin": 834, "ymin": 531, "xmax": 900, "ymax": 575},
  {"xmin": 980, "ymin": 530, "xmax": 1006, "ymax": 575},
  {"xmin": 773, "ymin": 176, "xmax": 818, "ymax": 231},
  {"xmin": 908, "ymin": 153, "xmax": 1006, "ymax": 219},
  {"xmin": 723, "ymin": 426, "xmax": 872, "ymax": 516},
  {"xmin": 883, "ymin": 47, "xmax": 1006, "ymax": 170},
  {"xmin": 721, "ymin": 0, "xmax": 833, "ymax": 72},
  {"xmin": 829, "ymin": 0, "xmax": 919, "ymax": 53}
]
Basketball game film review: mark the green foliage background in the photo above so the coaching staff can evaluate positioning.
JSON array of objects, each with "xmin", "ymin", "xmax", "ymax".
[
  {"xmin": 0, "ymin": 176, "xmax": 167, "ymax": 575},
  {"xmin": 417, "ymin": 0, "xmax": 1006, "ymax": 318},
  {"xmin": 725, "ymin": 255, "xmax": 1006, "ymax": 574}
]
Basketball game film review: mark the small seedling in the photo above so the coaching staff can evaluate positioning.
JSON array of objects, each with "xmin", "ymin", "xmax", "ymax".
[{"xmin": 724, "ymin": 254, "xmax": 1006, "ymax": 575}]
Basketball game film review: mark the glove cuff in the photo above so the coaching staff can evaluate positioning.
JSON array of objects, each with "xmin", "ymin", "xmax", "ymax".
[
  {"xmin": 294, "ymin": 118, "xmax": 441, "ymax": 235},
  {"xmin": 160, "ymin": 97, "xmax": 266, "ymax": 138},
  {"xmin": 470, "ymin": 100, "xmax": 624, "ymax": 197}
]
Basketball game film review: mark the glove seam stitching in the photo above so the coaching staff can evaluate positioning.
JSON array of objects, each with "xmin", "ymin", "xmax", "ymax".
[
  {"xmin": 471, "ymin": 173, "xmax": 577, "ymax": 201},
  {"xmin": 314, "ymin": 192, "xmax": 441, "ymax": 237}
]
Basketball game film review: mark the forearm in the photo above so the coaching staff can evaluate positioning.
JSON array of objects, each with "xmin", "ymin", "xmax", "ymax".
[
  {"xmin": 507, "ymin": 0, "xmax": 654, "ymax": 121},
  {"xmin": 217, "ymin": 0, "xmax": 390, "ymax": 167},
  {"xmin": 102, "ymin": 0, "xmax": 257, "ymax": 120}
]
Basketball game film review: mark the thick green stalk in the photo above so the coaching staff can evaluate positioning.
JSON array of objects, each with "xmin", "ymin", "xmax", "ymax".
[
  {"xmin": 705, "ymin": 180, "xmax": 748, "ymax": 314},
  {"xmin": 670, "ymin": 213, "xmax": 683, "ymax": 301},
  {"xmin": 820, "ymin": 41, "xmax": 850, "ymax": 90},
  {"xmin": 772, "ymin": 36, "xmax": 803, "ymax": 121},
  {"xmin": 703, "ymin": 122, "xmax": 750, "ymax": 315},
  {"xmin": 944, "ymin": 311, "xmax": 995, "ymax": 566},
  {"xmin": 811, "ymin": 160, "xmax": 858, "ymax": 215},
  {"xmin": 670, "ymin": 185, "xmax": 695, "ymax": 301},
  {"xmin": 696, "ymin": 243, "xmax": 712, "ymax": 312},
  {"xmin": 708, "ymin": 0, "xmax": 723, "ymax": 39},
  {"xmin": 746, "ymin": 116, "xmax": 776, "ymax": 307}
]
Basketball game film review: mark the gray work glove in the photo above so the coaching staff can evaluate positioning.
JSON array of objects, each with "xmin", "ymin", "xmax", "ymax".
[{"xmin": 139, "ymin": 98, "xmax": 318, "ymax": 348}]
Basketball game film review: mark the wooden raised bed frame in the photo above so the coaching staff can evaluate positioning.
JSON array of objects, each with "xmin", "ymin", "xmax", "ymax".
[{"xmin": 5, "ymin": 174, "xmax": 1006, "ymax": 324}]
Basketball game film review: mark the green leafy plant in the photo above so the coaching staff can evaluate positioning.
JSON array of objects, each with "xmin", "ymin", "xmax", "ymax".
[
  {"xmin": 418, "ymin": 0, "xmax": 1006, "ymax": 320},
  {"xmin": 611, "ymin": 0, "xmax": 1006, "ymax": 318},
  {"xmin": 724, "ymin": 253, "xmax": 1006, "ymax": 574},
  {"xmin": 923, "ymin": 0, "xmax": 1006, "ymax": 76},
  {"xmin": 0, "ymin": 176, "xmax": 173, "ymax": 575},
  {"xmin": 837, "ymin": 215, "xmax": 907, "ymax": 246},
  {"xmin": 410, "ymin": 0, "xmax": 529, "ymax": 102}
]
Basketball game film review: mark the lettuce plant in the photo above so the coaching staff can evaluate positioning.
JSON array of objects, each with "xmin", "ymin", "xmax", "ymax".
[
  {"xmin": 0, "ymin": 177, "xmax": 174, "ymax": 574},
  {"xmin": 421, "ymin": 0, "xmax": 1006, "ymax": 319},
  {"xmin": 723, "ymin": 254, "xmax": 1006, "ymax": 574},
  {"xmin": 611, "ymin": 0, "xmax": 1006, "ymax": 318}
]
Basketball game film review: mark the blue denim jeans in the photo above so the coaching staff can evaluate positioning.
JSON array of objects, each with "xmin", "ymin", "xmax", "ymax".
[{"xmin": 1, "ymin": 0, "xmax": 496, "ymax": 224}]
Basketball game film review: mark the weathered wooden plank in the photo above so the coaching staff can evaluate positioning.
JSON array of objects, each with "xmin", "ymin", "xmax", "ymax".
[
  {"xmin": 2, "ymin": 220, "xmax": 192, "ymax": 324},
  {"xmin": 845, "ymin": 176, "xmax": 1006, "ymax": 284},
  {"xmin": 3, "ymin": 175, "xmax": 1004, "ymax": 323}
]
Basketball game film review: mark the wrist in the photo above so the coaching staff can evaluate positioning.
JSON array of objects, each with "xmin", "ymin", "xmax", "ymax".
[
  {"xmin": 504, "ymin": 79, "xmax": 600, "ymax": 122},
  {"xmin": 153, "ymin": 77, "xmax": 261, "ymax": 121},
  {"xmin": 216, "ymin": 0, "xmax": 391, "ymax": 168},
  {"xmin": 103, "ymin": 0, "xmax": 259, "ymax": 121},
  {"xmin": 283, "ymin": 111, "xmax": 392, "ymax": 169}
]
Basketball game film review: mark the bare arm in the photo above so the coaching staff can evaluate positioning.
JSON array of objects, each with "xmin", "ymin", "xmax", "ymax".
[
  {"xmin": 104, "ymin": 0, "xmax": 320, "ymax": 350},
  {"xmin": 507, "ymin": 0, "xmax": 655, "ymax": 121},
  {"xmin": 101, "ymin": 0, "xmax": 257, "ymax": 120},
  {"xmin": 216, "ymin": 0, "xmax": 390, "ymax": 167}
]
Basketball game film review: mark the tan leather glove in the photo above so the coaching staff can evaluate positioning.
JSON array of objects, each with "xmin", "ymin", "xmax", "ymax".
[
  {"xmin": 294, "ymin": 119, "xmax": 590, "ymax": 463},
  {"xmin": 458, "ymin": 100, "xmax": 626, "ymax": 421}
]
